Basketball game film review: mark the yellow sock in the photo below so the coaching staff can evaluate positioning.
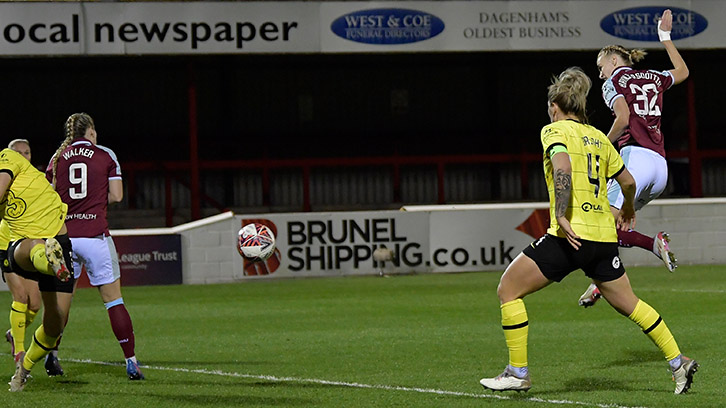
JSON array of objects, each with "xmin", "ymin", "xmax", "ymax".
[
  {"xmin": 23, "ymin": 325, "xmax": 59, "ymax": 371},
  {"xmin": 9, "ymin": 301, "xmax": 27, "ymax": 354},
  {"xmin": 501, "ymin": 299, "xmax": 528, "ymax": 368},
  {"xmin": 628, "ymin": 300, "xmax": 681, "ymax": 361},
  {"xmin": 26, "ymin": 308, "xmax": 38, "ymax": 326},
  {"xmin": 29, "ymin": 243, "xmax": 52, "ymax": 275}
]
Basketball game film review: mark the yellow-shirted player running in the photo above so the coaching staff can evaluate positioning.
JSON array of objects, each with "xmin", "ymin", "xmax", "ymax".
[
  {"xmin": 0, "ymin": 148, "xmax": 75, "ymax": 392},
  {"xmin": 478, "ymin": 67, "xmax": 698, "ymax": 395}
]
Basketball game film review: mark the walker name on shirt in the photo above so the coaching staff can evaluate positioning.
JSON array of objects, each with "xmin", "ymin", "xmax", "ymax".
[{"xmin": 63, "ymin": 147, "xmax": 95, "ymax": 161}]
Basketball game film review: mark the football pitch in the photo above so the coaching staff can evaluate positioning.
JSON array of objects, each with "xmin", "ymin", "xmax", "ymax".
[{"xmin": 1, "ymin": 265, "xmax": 723, "ymax": 407}]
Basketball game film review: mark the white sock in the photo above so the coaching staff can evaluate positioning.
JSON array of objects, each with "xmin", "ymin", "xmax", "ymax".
[
  {"xmin": 508, "ymin": 364, "xmax": 528, "ymax": 378},
  {"xmin": 669, "ymin": 355, "xmax": 682, "ymax": 371}
]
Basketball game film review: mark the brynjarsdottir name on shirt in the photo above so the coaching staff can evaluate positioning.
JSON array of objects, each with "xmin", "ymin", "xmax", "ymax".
[
  {"xmin": 617, "ymin": 71, "xmax": 663, "ymax": 88},
  {"xmin": 66, "ymin": 213, "xmax": 97, "ymax": 220}
]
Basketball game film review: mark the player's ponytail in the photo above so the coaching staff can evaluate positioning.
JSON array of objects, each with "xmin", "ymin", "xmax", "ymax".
[
  {"xmin": 547, "ymin": 67, "xmax": 591, "ymax": 123},
  {"xmin": 51, "ymin": 113, "xmax": 95, "ymax": 189},
  {"xmin": 628, "ymin": 49, "xmax": 647, "ymax": 64},
  {"xmin": 599, "ymin": 45, "xmax": 647, "ymax": 67}
]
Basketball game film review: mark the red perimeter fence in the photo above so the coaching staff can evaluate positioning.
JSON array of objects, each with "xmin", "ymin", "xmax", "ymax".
[{"xmin": 122, "ymin": 80, "xmax": 725, "ymax": 227}]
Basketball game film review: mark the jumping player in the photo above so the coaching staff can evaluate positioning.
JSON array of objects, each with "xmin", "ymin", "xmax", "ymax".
[{"xmin": 579, "ymin": 9, "xmax": 689, "ymax": 307}]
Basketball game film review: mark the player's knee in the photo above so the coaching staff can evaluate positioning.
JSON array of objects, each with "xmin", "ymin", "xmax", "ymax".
[
  {"xmin": 104, "ymin": 297, "xmax": 124, "ymax": 310},
  {"xmin": 496, "ymin": 282, "xmax": 517, "ymax": 304},
  {"xmin": 11, "ymin": 289, "xmax": 28, "ymax": 302}
]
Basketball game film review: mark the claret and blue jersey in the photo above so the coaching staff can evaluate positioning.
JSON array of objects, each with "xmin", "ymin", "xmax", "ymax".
[{"xmin": 602, "ymin": 66, "xmax": 675, "ymax": 157}]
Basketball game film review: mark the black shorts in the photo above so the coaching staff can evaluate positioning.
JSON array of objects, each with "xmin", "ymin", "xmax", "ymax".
[
  {"xmin": 6, "ymin": 234, "xmax": 75, "ymax": 293},
  {"xmin": 523, "ymin": 234, "xmax": 625, "ymax": 283},
  {"xmin": 1, "ymin": 246, "xmax": 39, "ymax": 283},
  {"xmin": 0, "ymin": 249, "xmax": 11, "ymax": 283}
]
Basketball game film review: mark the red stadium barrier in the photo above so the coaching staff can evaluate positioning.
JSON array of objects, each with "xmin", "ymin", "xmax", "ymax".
[{"xmin": 120, "ymin": 146, "xmax": 724, "ymax": 227}]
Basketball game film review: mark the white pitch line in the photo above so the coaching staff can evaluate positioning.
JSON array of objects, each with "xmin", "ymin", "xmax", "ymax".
[
  {"xmin": 638, "ymin": 288, "xmax": 726, "ymax": 294},
  {"xmin": 61, "ymin": 357, "xmax": 647, "ymax": 408}
]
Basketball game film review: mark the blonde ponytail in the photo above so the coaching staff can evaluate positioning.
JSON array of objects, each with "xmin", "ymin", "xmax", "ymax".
[
  {"xmin": 599, "ymin": 45, "xmax": 647, "ymax": 66},
  {"xmin": 51, "ymin": 113, "xmax": 95, "ymax": 188},
  {"xmin": 547, "ymin": 67, "xmax": 592, "ymax": 123}
]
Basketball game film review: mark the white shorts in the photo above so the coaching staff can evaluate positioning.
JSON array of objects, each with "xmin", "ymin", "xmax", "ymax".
[
  {"xmin": 607, "ymin": 145, "xmax": 668, "ymax": 211},
  {"xmin": 71, "ymin": 235, "xmax": 121, "ymax": 287}
]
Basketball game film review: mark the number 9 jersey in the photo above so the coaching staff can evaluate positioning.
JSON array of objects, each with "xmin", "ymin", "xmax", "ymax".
[
  {"xmin": 540, "ymin": 120, "xmax": 625, "ymax": 243},
  {"xmin": 46, "ymin": 139, "xmax": 122, "ymax": 238},
  {"xmin": 602, "ymin": 66, "xmax": 674, "ymax": 157}
]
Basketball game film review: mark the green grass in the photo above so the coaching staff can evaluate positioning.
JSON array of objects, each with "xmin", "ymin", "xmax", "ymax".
[{"xmin": 0, "ymin": 265, "xmax": 723, "ymax": 407}]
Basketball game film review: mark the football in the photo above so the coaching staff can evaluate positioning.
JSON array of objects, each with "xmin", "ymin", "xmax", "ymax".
[{"xmin": 237, "ymin": 223, "xmax": 276, "ymax": 262}]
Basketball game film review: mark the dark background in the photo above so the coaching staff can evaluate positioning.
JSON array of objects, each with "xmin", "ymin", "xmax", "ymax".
[{"xmin": 3, "ymin": 49, "xmax": 721, "ymax": 169}]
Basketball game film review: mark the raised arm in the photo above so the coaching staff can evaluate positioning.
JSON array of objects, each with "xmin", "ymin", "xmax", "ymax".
[{"xmin": 658, "ymin": 9, "xmax": 689, "ymax": 85}]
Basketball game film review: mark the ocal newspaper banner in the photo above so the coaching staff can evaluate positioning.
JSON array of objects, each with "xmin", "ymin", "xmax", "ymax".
[
  {"xmin": 0, "ymin": 2, "xmax": 319, "ymax": 55},
  {"xmin": 74, "ymin": 234, "xmax": 183, "ymax": 288},
  {"xmin": 234, "ymin": 207, "xmax": 550, "ymax": 278},
  {"xmin": 0, "ymin": 1, "xmax": 720, "ymax": 55}
]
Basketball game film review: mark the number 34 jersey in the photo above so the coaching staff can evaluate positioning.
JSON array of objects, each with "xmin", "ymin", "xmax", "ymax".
[
  {"xmin": 540, "ymin": 120, "xmax": 625, "ymax": 243},
  {"xmin": 602, "ymin": 66, "xmax": 674, "ymax": 158},
  {"xmin": 46, "ymin": 138, "xmax": 122, "ymax": 238}
]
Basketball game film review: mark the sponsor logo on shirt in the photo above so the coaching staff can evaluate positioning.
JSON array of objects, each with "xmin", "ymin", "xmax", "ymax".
[
  {"xmin": 3, "ymin": 191, "xmax": 26, "ymax": 219},
  {"xmin": 66, "ymin": 213, "xmax": 97, "ymax": 220},
  {"xmin": 581, "ymin": 202, "xmax": 603, "ymax": 212}
]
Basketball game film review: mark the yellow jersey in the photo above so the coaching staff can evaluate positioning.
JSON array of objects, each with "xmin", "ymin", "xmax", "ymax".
[
  {"xmin": 540, "ymin": 119, "xmax": 625, "ymax": 242},
  {"xmin": 0, "ymin": 148, "xmax": 67, "ymax": 239},
  {"xmin": 0, "ymin": 220, "xmax": 11, "ymax": 250},
  {"xmin": 0, "ymin": 218, "xmax": 25, "ymax": 251}
]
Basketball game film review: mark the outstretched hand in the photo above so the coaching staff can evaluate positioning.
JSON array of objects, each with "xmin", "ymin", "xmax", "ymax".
[
  {"xmin": 659, "ymin": 9, "xmax": 673, "ymax": 32},
  {"xmin": 617, "ymin": 205, "xmax": 636, "ymax": 231},
  {"xmin": 556, "ymin": 216, "xmax": 581, "ymax": 250}
]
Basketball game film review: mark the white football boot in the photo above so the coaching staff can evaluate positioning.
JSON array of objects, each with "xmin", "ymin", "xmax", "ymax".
[
  {"xmin": 45, "ymin": 237, "xmax": 71, "ymax": 282},
  {"xmin": 673, "ymin": 356, "xmax": 699, "ymax": 394},
  {"xmin": 8, "ymin": 360, "xmax": 30, "ymax": 392},
  {"xmin": 578, "ymin": 283, "xmax": 602, "ymax": 307},
  {"xmin": 479, "ymin": 366, "xmax": 531, "ymax": 392},
  {"xmin": 654, "ymin": 232, "xmax": 677, "ymax": 273}
]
